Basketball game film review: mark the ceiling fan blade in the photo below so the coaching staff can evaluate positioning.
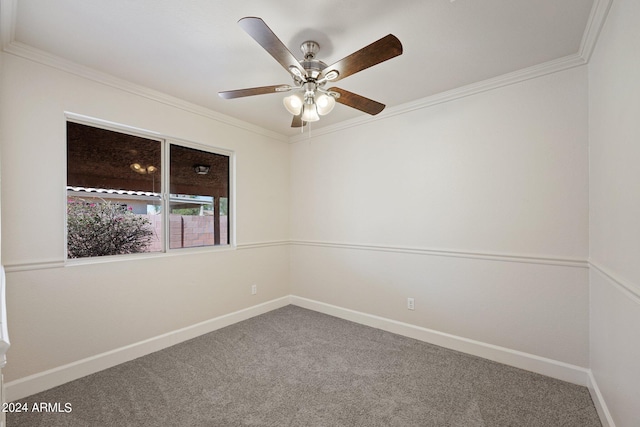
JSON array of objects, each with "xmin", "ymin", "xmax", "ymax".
[
  {"xmin": 329, "ymin": 87, "xmax": 386, "ymax": 115},
  {"xmin": 321, "ymin": 34, "xmax": 402, "ymax": 82},
  {"xmin": 218, "ymin": 85, "xmax": 290, "ymax": 99},
  {"xmin": 291, "ymin": 114, "xmax": 306, "ymax": 128},
  {"xmin": 238, "ymin": 17, "xmax": 307, "ymax": 78}
]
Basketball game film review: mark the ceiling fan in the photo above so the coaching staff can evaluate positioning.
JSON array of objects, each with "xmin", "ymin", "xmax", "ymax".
[{"xmin": 219, "ymin": 17, "xmax": 403, "ymax": 127}]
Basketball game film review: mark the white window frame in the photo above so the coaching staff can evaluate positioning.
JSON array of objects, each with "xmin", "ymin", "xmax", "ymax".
[{"xmin": 64, "ymin": 112, "xmax": 236, "ymax": 263}]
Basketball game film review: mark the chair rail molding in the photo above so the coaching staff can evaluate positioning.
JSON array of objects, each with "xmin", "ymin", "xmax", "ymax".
[{"xmin": 290, "ymin": 239, "xmax": 589, "ymax": 269}]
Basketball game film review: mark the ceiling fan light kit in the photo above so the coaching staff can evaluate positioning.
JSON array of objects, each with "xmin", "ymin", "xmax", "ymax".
[
  {"xmin": 283, "ymin": 86, "xmax": 337, "ymax": 119},
  {"xmin": 315, "ymin": 92, "xmax": 336, "ymax": 115},
  {"xmin": 302, "ymin": 103, "xmax": 320, "ymax": 122},
  {"xmin": 283, "ymin": 93, "xmax": 303, "ymax": 115},
  {"xmin": 219, "ymin": 17, "xmax": 403, "ymax": 128}
]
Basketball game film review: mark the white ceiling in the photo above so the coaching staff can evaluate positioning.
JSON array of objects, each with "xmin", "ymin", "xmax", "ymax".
[{"xmin": 5, "ymin": 0, "xmax": 599, "ymax": 137}]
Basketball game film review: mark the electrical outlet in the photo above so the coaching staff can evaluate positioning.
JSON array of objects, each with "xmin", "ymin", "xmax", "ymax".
[
  {"xmin": 407, "ymin": 297, "xmax": 415, "ymax": 310},
  {"xmin": 251, "ymin": 284, "xmax": 257, "ymax": 295}
]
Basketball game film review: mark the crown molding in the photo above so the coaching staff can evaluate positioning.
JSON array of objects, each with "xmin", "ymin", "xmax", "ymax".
[
  {"xmin": 287, "ymin": 0, "xmax": 614, "ymax": 144},
  {"xmin": 289, "ymin": 53, "xmax": 587, "ymax": 143},
  {"xmin": 0, "ymin": 0, "xmax": 16, "ymax": 51},
  {"xmin": 1, "ymin": 40, "xmax": 289, "ymax": 143},
  {"xmin": 2, "ymin": 0, "xmax": 612, "ymax": 145},
  {"xmin": 0, "ymin": 0, "xmax": 286, "ymax": 141},
  {"xmin": 579, "ymin": 0, "xmax": 613, "ymax": 62}
]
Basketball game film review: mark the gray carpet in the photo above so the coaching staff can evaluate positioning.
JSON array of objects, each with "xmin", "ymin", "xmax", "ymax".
[{"xmin": 8, "ymin": 305, "xmax": 601, "ymax": 426}]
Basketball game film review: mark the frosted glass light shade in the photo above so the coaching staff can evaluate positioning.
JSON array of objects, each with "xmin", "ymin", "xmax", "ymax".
[
  {"xmin": 301, "ymin": 104, "xmax": 320, "ymax": 122},
  {"xmin": 283, "ymin": 94, "xmax": 303, "ymax": 115},
  {"xmin": 315, "ymin": 93, "xmax": 336, "ymax": 115}
]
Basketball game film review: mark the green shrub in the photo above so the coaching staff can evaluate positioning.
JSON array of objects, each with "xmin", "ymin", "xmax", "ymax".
[{"xmin": 67, "ymin": 197, "xmax": 154, "ymax": 258}]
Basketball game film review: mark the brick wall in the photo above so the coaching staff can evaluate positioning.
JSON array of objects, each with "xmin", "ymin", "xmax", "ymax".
[{"xmin": 144, "ymin": 214, "xmax": 228, "ymax": 251}]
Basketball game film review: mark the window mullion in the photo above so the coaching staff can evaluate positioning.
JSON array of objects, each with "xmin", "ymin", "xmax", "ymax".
[{"xmin": 162, "ymin": 139, "xmax": 170, "ymax": 253}]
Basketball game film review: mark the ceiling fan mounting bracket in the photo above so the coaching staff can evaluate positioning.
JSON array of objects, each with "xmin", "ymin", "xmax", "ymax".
[{"xmin": 300, "ymin": 40, "xmax": 320, "ymax": 59}]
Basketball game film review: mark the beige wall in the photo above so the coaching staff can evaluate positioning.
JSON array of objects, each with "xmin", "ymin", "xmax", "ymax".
[
  {"xmin": 290, "ymin": 67, "xmax": 590, "ymax": 367},
  {"xmin": 0, "ymin": 54, "xmax": 290, "ymax": 382},
  {"xmin": 4, "ymin": 7, "xmax": 639, "ymax": 422},
  {"xmin": 0, "ymin": 53, "xmax": 592, "ymax": 380},
  {"xmin": 589, "ymin": 0, "xmax": 640, "ymax": 425}
]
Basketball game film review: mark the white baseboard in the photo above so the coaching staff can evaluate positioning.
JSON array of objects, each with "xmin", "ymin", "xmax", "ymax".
[
  {"xmin": 5, "ymin": 296, "xmax": 290, "ymax": 402},
  {"xmin": 292, "ymin": 294, "xmax": 616, "ymax": 427},
  {"xmin": 7, "ymin": 294, "xmax": 613, "ymax": 427},
  {"xmin": 588, "ymin": 370, "xmax": 616, "ymax": 427},
  {"xmin": 290, "ymin": 296, "xmax": 591, "ymax": 386}
]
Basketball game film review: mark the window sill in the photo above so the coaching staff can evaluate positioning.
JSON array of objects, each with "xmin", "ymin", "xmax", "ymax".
[{"xmin": 64, "ymin": 244, "xmax": 237, "ymax": 267}]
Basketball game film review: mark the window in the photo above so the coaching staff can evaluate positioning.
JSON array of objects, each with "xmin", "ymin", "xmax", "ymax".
[
  {"xmin": 66, "ymin": 121, "xmax": 231, "ymax": 259},
  {"xmin": 169, "ymin": 144, "xmax": 230, "ymax": 249}
]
